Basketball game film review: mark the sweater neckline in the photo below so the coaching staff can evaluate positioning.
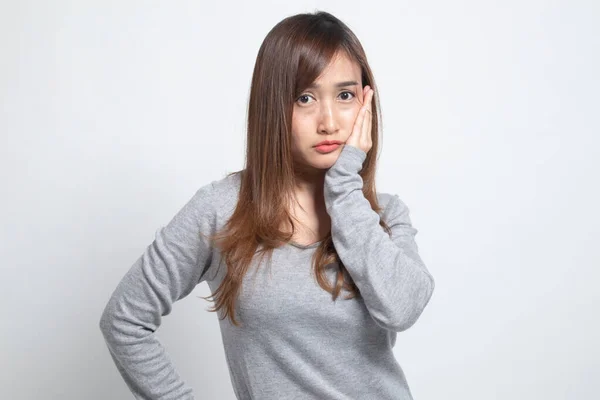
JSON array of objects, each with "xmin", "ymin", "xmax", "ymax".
[{"xmin": 287, "ymin": 240, "xmax": 322, "ymax": 249}]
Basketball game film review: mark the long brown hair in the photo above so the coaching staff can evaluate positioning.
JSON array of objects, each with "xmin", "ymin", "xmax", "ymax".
[{"xmin": 199, "ymin": 11, "xmax": 391, "ymax": 327}]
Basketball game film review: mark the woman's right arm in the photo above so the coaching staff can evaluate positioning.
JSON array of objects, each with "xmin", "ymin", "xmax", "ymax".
[{"xmin": 99, "ymin": 182, "xmax": 218, "ymax": 399}]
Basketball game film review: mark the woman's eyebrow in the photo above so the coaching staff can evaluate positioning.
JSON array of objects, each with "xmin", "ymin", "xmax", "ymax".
[{"xmin": 307, "ymin": 80, "xmax": 359, "ymax": 89}]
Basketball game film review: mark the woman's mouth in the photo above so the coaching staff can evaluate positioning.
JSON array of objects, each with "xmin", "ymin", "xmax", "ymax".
[{"xmin": 314, "ymin": 143, "xmax": 341, "ymax": 153}]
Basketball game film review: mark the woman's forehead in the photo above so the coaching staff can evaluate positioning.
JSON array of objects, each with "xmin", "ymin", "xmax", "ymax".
[{"xmin": 311, "ymin": 54, "xmax": 361, "ymax": 87}]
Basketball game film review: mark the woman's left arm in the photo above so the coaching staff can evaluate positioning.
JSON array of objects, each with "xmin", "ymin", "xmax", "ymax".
[{"xmin": 324, "ymin": 144, "xmax": 435, "ymax": 332}]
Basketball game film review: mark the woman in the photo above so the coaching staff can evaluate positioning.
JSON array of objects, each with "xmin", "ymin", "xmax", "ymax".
[{"xmin": 100, "ymin": 10, "xmax": 435, "ymax": 400}]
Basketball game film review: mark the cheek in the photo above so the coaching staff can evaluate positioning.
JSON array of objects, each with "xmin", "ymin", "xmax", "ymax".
[
  {"xmin": 291, "ymin": 112, "xmax": 316, "ymax": 135},
  {"xmin": 340, "ymin": 106, "xmax": 360, "ymax": 128},
  {"xmin": 291, "ymin": 114, "xmax": 311, "ymax": 150}
]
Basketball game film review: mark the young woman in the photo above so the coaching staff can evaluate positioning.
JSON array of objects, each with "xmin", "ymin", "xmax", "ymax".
[{"xmin": 100, "ymin": 11, "xmax": 435, "ymax": 400}]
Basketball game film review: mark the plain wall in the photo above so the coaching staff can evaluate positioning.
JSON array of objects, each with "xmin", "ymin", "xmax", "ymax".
[{"xmin": 1, "ymin": 1, "xmax": 598, "ymax": 399}]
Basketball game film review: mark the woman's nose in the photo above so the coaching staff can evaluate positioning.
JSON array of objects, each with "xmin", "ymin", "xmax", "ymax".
[{"xmin": 318, "ymin": 102, "xmax": 339, "ymax": 134}]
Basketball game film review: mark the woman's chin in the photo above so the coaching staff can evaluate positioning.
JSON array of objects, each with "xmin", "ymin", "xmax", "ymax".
[
  {"xmin": 309, "ymin": 157, "xmax": 338, "ymax": 170},
  {"xmin": 293, "ymin": 157, "xmax": 338, "ymax": 174}
]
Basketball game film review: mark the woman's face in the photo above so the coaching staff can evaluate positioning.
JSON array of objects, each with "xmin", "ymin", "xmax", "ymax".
[{"xmin": 291, "ymin": 51, "xmax": 365, "ymax": 171}]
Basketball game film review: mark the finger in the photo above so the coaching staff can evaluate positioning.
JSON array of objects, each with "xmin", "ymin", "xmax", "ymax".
[
  {"xmin": 361, "ymin": 89, "xmax": 374, "ymax": 125},
  {"xmin": 363, "ymin": 89, "xmax": 374, "ymax": 140},
  {"xmin": 352, "ymin": 103, "xmax": 370, "ymax": 138},
  {"xmin": 366, "ymin": 86, "xmax": 375, "ymax": 110},
  {"xmin": 362, "ymin": 102, "xmax": 372, "ymax": 140},
  {"xmin": 361, "ymin": 85, "xmax": 371, "ymax": 105},
  {"xmin": 352, "ymin": 89, "xmax": 370, "ymax": 131},
  {"xmin": 363, "ymin": 88, "xmax": 374, "ymax": 119}
]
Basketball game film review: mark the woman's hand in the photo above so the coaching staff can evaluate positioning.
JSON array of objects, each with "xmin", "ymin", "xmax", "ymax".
[{"xmin": 344, "ymin": 85, "xmax": 374, "ymax": 154}]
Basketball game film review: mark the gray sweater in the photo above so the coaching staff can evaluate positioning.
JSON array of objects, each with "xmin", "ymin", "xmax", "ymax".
[{"xmin": 99, "ymin": 144, "xmax": 435, "ymax": 399}]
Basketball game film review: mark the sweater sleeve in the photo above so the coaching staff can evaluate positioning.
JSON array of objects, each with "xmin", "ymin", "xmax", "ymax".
[
  {"xmin": 99, "ymin": 182, "xmax": 218, "ymax": 399},
  {"xmin": 324, "ymin": 144, "xmax": 435, "ymax": 332}
]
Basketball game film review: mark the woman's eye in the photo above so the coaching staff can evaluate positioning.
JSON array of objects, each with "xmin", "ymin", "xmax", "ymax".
[
  {"xmin": 339, "ymin": 91, "xmax": 355, "ymax": 101},
  {"xmin": 297, "ymin": 95, "xmax": 313, "ymax": 104}
]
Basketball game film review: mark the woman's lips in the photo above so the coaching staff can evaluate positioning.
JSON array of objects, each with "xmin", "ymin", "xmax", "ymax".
[{"xmin": 314, "ymin": 143, "xmax": 341, "ymax": 153}]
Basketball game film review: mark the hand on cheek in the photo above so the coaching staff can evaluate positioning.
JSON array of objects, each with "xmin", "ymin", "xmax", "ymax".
[{"xmin": 345, "ymin": 85, "xmax": 374, "ymax": 154}]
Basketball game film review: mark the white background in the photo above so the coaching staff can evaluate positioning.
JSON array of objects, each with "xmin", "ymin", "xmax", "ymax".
[{"xmin": 1, "ymin": 1, "xmax": 598, "ymax": 399}]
